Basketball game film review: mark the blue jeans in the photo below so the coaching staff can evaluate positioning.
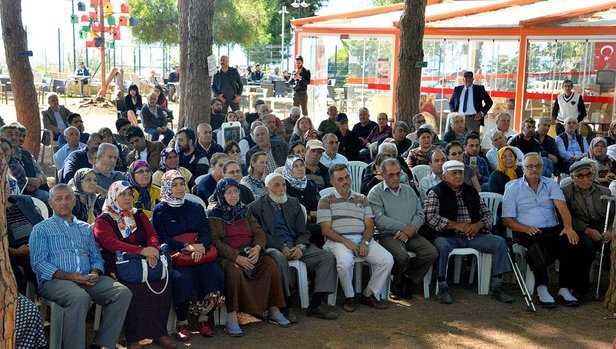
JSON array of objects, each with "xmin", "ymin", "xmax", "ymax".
[
  {"xmin": 433, "ymin": 234, "xmax": 511, "ymax": 280},
  {"xmin": 145, "ymin": 127, "xmax": 174, "ymax": 146}
]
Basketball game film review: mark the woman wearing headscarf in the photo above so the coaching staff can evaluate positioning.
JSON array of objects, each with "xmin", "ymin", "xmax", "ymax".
[
  {"xmin": 607, "ymin": 121, "xmax": 616, "ymax": 146},
  {"xmin": 93, "ymin": 181, "xmax": 176, "ymax": 349},
  {"xmin": 71, "ymin": 168, "xmax": 105, "ymax": 223},
  {"xmin": 240, "ymin": 151, "xmax": 267, "ymax": 198},
  {"xmin": 152, "ymin": 148, "xmax": 193, "ymax": 190},
  {"xmin": 128, "ymin": 160, "xmax": 160, "ymax": 218},
  {"xmin": 152, "ymin": 170, "xmax": 224, "ymax": 341},
  {"xmin": 208, "ymin": 178, "xmax": 289, "ymax": 337},
  {"xmin": 283, "ymin": 156, "xmax": 319, "ymax": 213},
  {"xmin": 487, "ymin": 146, "xmax": 523, "ymax": 194},
  {"xmin": 585, "ymin": 136, "xmax": 616, "ymax": 186}
]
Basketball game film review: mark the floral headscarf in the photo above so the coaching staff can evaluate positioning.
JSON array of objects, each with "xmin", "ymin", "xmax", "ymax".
[
  {"xmin": 102, "ymin": 180, "xmax": 137, "ymax": 238},
  {"xmin": 496, "ymin": 146, "xmax": 518, "ymax": 181},
  {"xmin": 73, "ymin": 168, "xmax": 99, "ymax": 222},
  {"xmin": 159, "ymin": 147, "xmax": 179, "ymax": 172},
  {"xmin": 128, "ymin": 160, "xmax": 152, "ymax": 211},
  {"xmin": 159, "ymin": 170, "xmax": 185, "ymax": 207},
  {"xmin": 283, "ymin": 156, "xmax": 307, "ymax": 190},
  {"xmin": 207, "ymin": 178, "xmax": 246, "ymax": 224}
]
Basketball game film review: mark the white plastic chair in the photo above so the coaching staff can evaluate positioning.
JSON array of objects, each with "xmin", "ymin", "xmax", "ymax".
[
  {"xmin": 479, "ymin": 192, "xmax": 502, "ymax": 227},
  {"xmin": 436, "ymin": 248, "xmax": 492, "ymax": 296},
  {"xmin": 289, "ymin": 204, "xmax": 310, "ymax": 309},
  {"xmin": 411, "ymin": 164, "xmax": 432, "ymax": 183},
  {"xmin": 185, "ymin": 193, "xmax": 207, "ymax": 212},
  {"xmin": 31, "ymin": 196, "xmax": 49, "ymax": 219},
  {"xmin": 319, "ymin": 187, "xmax": 335, "ymax": 197},
  {"xmin": 347, "ymin": 161, "xmax": 368, "ymax": 193}
]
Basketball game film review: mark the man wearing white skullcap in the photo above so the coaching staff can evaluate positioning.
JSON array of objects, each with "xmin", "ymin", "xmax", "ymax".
[
  {"xmin": 248, "ymin": 172, "xmax": 339, "ymax": 320},
  {"xmin": 425, "ymin": 160, "xmax": 512, "ymax": 305}
]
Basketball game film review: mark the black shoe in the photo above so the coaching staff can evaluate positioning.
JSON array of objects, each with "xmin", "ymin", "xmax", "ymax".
[
  {"xmin": 491, "ymin": 287, "xmax": 514, "ymax": 304},
  {"xmin": 359, "ymin": 294, "xmax": 389, "ymax": 309},
  {"xmin": 556, "ymin": 295, "xmax": 579, "ymax": 307},
  {"xmin": 343, "ymin": 297, "xmax": 356, "ymax": 312},
  {"xmin": 538, "ymin": 299, "xmax": 557, "ymax": 309},
  {"xmin": 438, "ymin": 288, "xmax": 454, "ymax": 304},
  {"xmin": 306, "ymin": 304, "xmax": 339, "ymax": 320}
]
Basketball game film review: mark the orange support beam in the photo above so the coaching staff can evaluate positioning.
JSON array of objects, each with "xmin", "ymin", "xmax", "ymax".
[
  {"xmin": 520, "ymin": 1, "xmax": 616, "ymax": 27},
  {"xmin": 513, "ymin": 33, "xmax": 528, "ymax": 131},
  {"xmin": 392, "ymin": 32, "xmax": 400, "ymax": 120}
]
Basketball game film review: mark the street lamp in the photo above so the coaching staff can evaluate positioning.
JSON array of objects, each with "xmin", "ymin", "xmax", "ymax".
[
  {"xmin": 291, "ymin": 1, "xmax": 309, "ymax": 9},
  {"xmin": 278, "ymin": 5, "xmax": 289, "ymax": 72}
]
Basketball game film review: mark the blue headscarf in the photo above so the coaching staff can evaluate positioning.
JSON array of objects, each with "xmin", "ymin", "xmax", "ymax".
[
  {"xmin": 207, "ymin": 178, "xmax": 246, "ymax": 224},
  {"xmin": 128, "ymin": 160, "xmax": 152, "ymax": 211}
]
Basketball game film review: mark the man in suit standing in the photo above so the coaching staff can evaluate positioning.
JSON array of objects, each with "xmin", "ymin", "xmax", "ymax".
[{"xmin": 449, "ymin": 71, "xmax": 493, "ymax": 134}]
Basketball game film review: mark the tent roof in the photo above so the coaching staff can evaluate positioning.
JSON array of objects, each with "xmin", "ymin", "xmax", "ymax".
[{"xmin": 291, "ymin": 0, "xmax": 616, "ymax": 33}]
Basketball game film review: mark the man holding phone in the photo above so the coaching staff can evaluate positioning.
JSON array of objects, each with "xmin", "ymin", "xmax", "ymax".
[{"xmin": 368, "ymin": 158, "xmax": 437, "ymax": 300}]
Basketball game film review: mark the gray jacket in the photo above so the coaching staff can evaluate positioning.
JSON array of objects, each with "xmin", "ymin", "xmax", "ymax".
[{"xmin": 247, "ymin": 195, "xmax": 309, "ymax": 251}]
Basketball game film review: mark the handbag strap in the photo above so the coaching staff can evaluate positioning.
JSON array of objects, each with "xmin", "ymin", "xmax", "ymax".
[{"xmin": 142, "ymin": 255, "xmax": 169, "ymax": 295}]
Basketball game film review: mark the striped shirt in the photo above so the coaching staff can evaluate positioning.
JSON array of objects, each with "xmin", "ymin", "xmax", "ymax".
[
  {"xmin": 29, "ymin": 214, "xmax": 104, "ymax": 286},
  {"xmin": 316, "ymin": 189, "xmax": 373, "ymax": 242}
]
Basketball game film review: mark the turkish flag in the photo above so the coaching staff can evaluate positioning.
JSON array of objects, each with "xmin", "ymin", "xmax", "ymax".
[{"xmin": 595, "ymin": 42, "xmax": 616, "ymax": 70}]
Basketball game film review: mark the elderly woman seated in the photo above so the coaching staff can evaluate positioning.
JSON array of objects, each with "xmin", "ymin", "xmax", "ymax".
[
  {"xmin": 487, "ymin": 146, "xmax": 523, "ymax": 195},
  {"xmin": 128, "ymin": 160, "xmax": 161, "ymax": 218},
  {"xmin": 208, "ymin": 178, "xmax": 289, "ymax": 337},
  {"xmin": 152, "ymin": 170, "xmax": 224, "ymax": 341},
  {"xmin": 584, "ymin": 136, "xmax": 616, "ymax": 186},
  {"xmin": 94, "ymin": 181, "xmax": 176, "ymax": 349},
  {"xmin": 283, "ymin": 156, "xmax": 319, "ymax": 212},
  {"xmin": 405, "ymin": 127, "xmax": 437, "ymax": 168},
  {"xmin": 361, "ymin": 142, "xmax": 412, "ymax": 195},
  {"xmin": 241, "ymin": 151, "xmax": 267, "ymax": 199},
  {"xmin": 443, "ymin": 113, "xmax": 468, "ymax": 144},
  {"xmin": 71, "ymin": 168, "xmax": 104, "ymax": 223},
  {"xmin": 152, "ymin": 148, "xmax": 193, "ymax": 191}
]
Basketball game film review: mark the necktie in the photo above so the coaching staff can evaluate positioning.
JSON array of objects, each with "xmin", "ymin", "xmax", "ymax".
[{"xmin": 462, "ymin": 87, "xmax": 469, "ymax": 113}]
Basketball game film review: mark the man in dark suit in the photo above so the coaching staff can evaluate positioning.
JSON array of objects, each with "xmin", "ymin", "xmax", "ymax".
[{"xmin": 449, "ymin": 71, "xmax": 493, "ymax": 134}]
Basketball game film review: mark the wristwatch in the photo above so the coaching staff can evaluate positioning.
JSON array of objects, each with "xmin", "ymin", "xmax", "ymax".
[{"xmin": 362, "ymin": 239, "xmax": 370, "ymax": 246}]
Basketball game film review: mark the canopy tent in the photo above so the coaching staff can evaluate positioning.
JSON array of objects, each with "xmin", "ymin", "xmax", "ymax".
[{"xmin": 291, "ymin": 0, "xmax": 616, "ymax": 132}]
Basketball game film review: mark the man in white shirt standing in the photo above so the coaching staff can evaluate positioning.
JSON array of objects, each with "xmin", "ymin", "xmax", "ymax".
[{"xmin": 552, "ymin": 79, "xmax": 587, "ymax": 135}]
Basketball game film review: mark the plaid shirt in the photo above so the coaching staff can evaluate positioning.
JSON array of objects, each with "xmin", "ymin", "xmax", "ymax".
[{"xmin": 424, "ymin": 187, "xmax": 492, "ymax": 235}]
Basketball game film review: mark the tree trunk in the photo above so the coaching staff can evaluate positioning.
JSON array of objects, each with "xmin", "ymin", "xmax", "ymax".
[
  {"xmin": 0, "ymin": 0, "xmax": 41, "ymax": 156},
  {"xmin": 604, "ymin": 235, "xmax": 616, "ymax": 313},
  {"xmin": 178, "ymin": 0, "xmax": 214, "ymax": 130},
  {"xmin": 0, "ymin": 146, "xmax": 16, "ymax": 347},
  {"xmin": 395, "ymin": 0, "xmax": 426, "ymax": 125}
]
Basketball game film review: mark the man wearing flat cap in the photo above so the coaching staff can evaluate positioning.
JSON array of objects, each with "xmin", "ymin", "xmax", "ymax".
[
  {"xmin": 425, "ymin": 160, "xmax": 512, "ymax": 304},
  {"xmin": 561, "ymin": 159, "xmax": 613, "ymax": 300},
  {"xmin": 503, "ymin": 153, "xmax": 583, "ymax": 308},
  {"xmin": 248, "ymin": 173, "xmax": 339, "ymax": 320}
]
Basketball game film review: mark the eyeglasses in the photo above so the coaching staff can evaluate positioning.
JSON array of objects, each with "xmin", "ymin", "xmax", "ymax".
[{"xmin": 449, "ymin": 151, "xmax": 462, "ymax": 156}]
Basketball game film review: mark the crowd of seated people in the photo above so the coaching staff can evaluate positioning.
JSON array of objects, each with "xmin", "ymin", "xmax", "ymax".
[{"xmin": 11, "ymin": 86, "xmax": 616, "ymax": 348}]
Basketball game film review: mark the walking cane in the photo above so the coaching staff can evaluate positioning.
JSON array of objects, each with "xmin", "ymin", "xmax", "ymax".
[
  {"xmin": 506, "ymin": 237, "xmax": 536, "ymax": 312},
  {"xmin": 597, "ymin": 195, "xmax": 615, "ymax": 299}
]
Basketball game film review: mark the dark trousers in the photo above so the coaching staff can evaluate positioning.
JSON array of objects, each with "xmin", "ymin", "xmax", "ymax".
[
  {"xmin": 378, "ymin": 234, "xmax": 438, "ymax": 286},
  {"xmin": 293, "ymin": 92, "xmax": 308, "ymax": 116},
  {"xmin": 514, "ymin": 226, "xmax": 592, "ymax": 294}
]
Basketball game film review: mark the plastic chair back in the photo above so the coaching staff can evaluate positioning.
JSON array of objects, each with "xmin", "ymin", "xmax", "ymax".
[
  {"xmin": 31, "ymin": 197, "xmax": 49, "ymax": 219},
  {"xmin": 347, "ymin": 161, "xmax": 368, "ymax": 193},
  {"xmin": 479, "ymin": 192, "xmax": 502, "ymax": 227},
  {"xmin": 411, "ymin": 164, "xmax": 432, "ymax": 183}
]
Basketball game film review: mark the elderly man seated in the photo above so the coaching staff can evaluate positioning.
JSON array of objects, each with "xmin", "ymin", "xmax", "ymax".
[
  {"xmin": 418, "ymin": 148, "xmax": 446, "ymax": 200},
  {"xmin": 368, "ymin": 158, "xmax": 437, "ymax": 299},
  {"xmin": 425, "ymin": 160, "xmax": 512, "ymax": 304},
  {"xmin": 561, "ymin": 159, "xmax": 612, "ymax": 300},
  {"xmin": 556, "ymin": 116, "xmax": 589, "ymax": 174},
  {"xmin": 41, "ymin": 93, "xmax": 72, "ymax": 140},
  {"xmin": 248, "ymin": 173, "xmax": 339, "ymax": 320},
  {"xmin": 245, "ymin": 125, "xmax": 287, "ymax": 175},
  {"xmin": 317, "ymin": 164, "xmax": 393, "ymax": 312},
  {"xmin": 54, "ymin": 126, "xmax": 86, "ymax": 169},
  {"xmin": 320, "ymin": 133, "xmax": 348, "ymax": 169},
  {"xmin": 29, "ymin": 184, "xmax": 132, "ymax": 349},
  {"xmin": 304, "ymin": 139, "xmax": 331, "ymax": 190},
  {"xmin": 481, "ymin": 112, "xmax": 515, "ymax": 151},
  {"xmin": 92, "ymin": 143, "xmax": 126, "ymax": 191},
  {"xmin": 503, "ymin": 153, "xmax": 584, "ymax": 307}
]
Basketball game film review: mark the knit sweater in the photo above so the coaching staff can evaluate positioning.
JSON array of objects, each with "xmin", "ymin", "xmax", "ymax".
[{"xmin": 367, "ymin": 181, "xmax": 424, "ymax": 236}]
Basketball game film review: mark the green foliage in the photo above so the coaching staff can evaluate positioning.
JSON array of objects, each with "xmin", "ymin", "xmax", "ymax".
[
  {"xmin": 263, "ymin": 0, "xmax": 324, "ymax": 47},
  {"xmin": 128, "ymin": 0, "xmax": 179, "ymax": 46},
  {"xmin": 213, "ymin": 0, "xmax": 269, "ymax": 46},
  {"xmin": 372, "ymin": 0, "xmax": 402, "ymax": 5}
]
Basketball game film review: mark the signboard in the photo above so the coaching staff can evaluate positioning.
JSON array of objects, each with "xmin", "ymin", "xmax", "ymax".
[{"xmin": 207, "ymin": 54, "xmax": 217, "ymax": 77}]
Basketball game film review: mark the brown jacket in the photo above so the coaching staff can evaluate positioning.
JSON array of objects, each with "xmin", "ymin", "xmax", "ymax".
[
  {"xmin": 126, "ymin": 140, "xmax": 164, "ymax": 172},
  {"xmin": 210, "ymin": 214, "xmax": 267, "ymax": 263}
]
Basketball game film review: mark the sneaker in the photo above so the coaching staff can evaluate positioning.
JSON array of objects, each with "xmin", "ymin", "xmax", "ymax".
[
  {"xmin": 491, "ymin": 287, "xmax": 514, "ymax": 304},
  {"xmin": 343, "ymin": 297, "xmax": 356, "ymax": 312},
  {"xmin": 225, "ymin": 322, "xmax": 244, "ymax": 337},
  {"xmin": 306, "ymin": 304, "xmax": 339, "ymax": 320},
  {"xmin": 198, "ymin": 321, "xmax": 214, "ymax": 337},
  {"xmin": 360, "ymin": 294, "xmax": 389, "ymax": 309},
  {"xmin": 438, "ymin": 288, "xmax": 454, "ymax": 304},
  {"xmin": 175, "ymin": 324, "xmax": 191, "ymax": 342}
]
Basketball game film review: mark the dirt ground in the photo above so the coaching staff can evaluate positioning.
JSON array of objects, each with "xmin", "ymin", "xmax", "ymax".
[{"xmin": 173, "ymin": 285, "xmax": 614, "ymax": 349}]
